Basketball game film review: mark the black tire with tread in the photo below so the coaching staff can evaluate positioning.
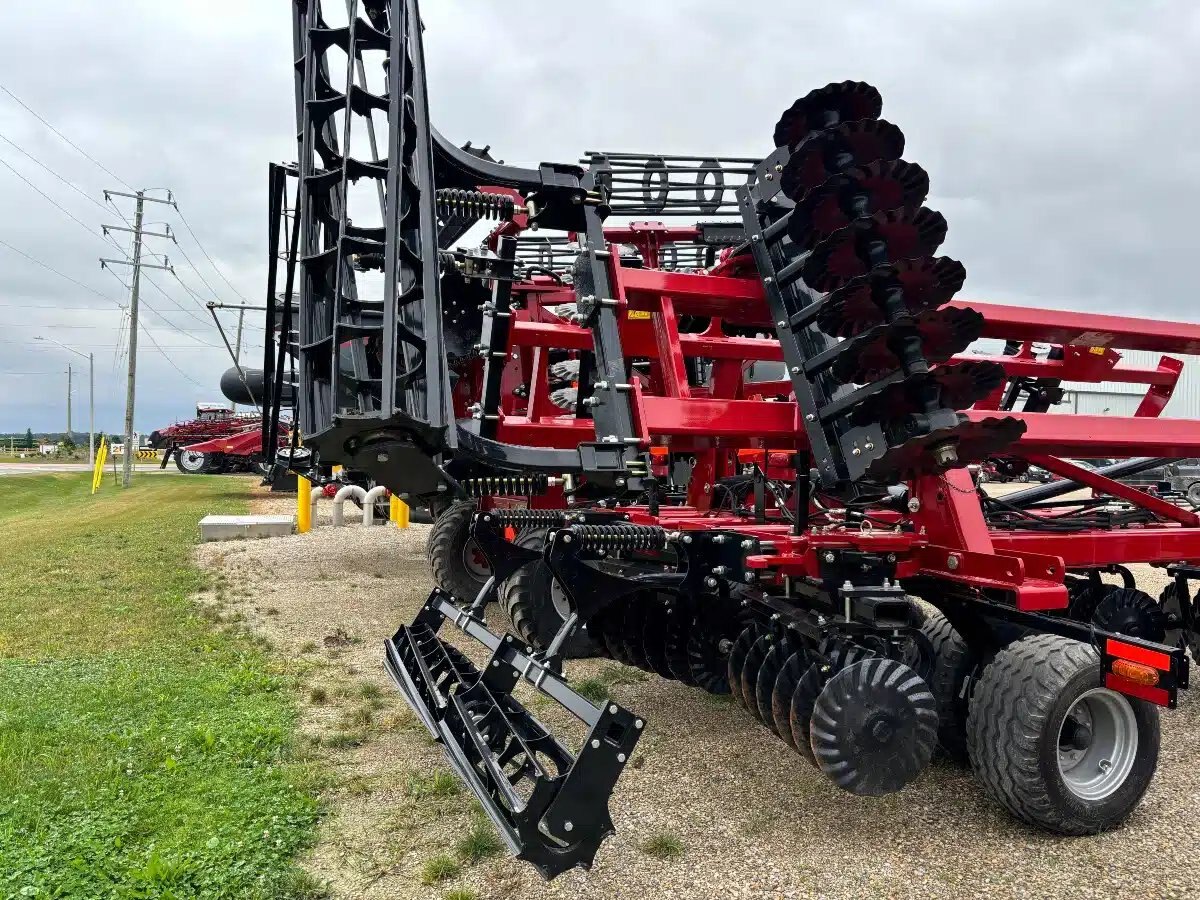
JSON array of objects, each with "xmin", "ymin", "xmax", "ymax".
[
  {"xmin": 497, "ymin": 527, "xmax": 600, "ymax": 659},
  {"xmin": 918, "ymin": 610, "xmax": 975, "ymax": 762},
  {"xmin": 426, "ymin": 501, "xmax": 489, "ymax": 602},
  {"xmin": 966, "ymin": 633, "xmax": 1160, "ymax": 835}
]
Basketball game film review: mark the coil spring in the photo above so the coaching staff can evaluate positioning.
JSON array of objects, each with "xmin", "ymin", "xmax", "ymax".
[
  {"xmin": 462, "ymin": 474, "xmax": 549, "ymax": 498},
  {"xmin": 434, "ymin": 189, "xmax": 516, "ymax": 222},
  {"xmin": 485, "ymin": 508, "xmax": 567, "ymax": 529},
  {"xmin": 569, "ymin": 524, "xmax": 668, "ymax": 552}
]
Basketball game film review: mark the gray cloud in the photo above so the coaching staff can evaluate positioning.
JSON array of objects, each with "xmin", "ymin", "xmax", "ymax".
[{"xmin": 1, "ymin": 0, "xmax": 1196, "ymax": 433}]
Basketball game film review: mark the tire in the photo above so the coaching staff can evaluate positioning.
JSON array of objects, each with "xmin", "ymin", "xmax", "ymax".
[
  {"xmin": 918, "ymin": 610, "xmax": 976, "ymax": 763},
  {"xmin": 1187, "ymin": 481, "xmax": 1200, "ymax": 510},
  {"xmin": 175, "ymin": 449, "xmax": 214, "ymax": 474},
  {"xmin": 498, "ymin": 529, "xmax": 600, "ymax": 659},
  {"xmin": 426, "ymin": 501, "xmax": 490, "ymax": 602},
  {"xmin": 967, "ymin": 634, "xmax": 1160, "ymax": 835}
]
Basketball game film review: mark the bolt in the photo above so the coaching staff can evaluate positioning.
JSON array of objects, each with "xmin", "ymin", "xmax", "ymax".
[
  {"xmin": 564, "ymin": 821, "xmax": 574, "ymax": 832},
  {"xmin": 617, "ymin": 753, "xmax": 627, "ymax": 763},
  {"xmin": 616, "ymin": 477, "xmax": 627, "ymax": 487},
  {"xmin": 683, "ymin": 535, "xmax": 693, "ymax": 544},
  {"xmin": 805, "ymin": 413, "xmax": 815, "ymax": 421},
  {"xmin": 713, "ymin": 534, "xmax": 726, "ymax": 545},
  {"xmin": 777, "ymin": 320, "xmax": 787, "ymax": 328},
  {"xmin": 764, "ymin": 276, "xmax": 774, "ymax": 284},
  {"xmin": 741, "ymin": 539, "xmax": 755, "ymax": 550},
  {"xmin": 823, "ymin": 551, "xmax": 836, "ymax": 563},
  {"xmin": 947, "ymin": 554, "xmax": 960, "ymax": 571},
  {"xmin": 704, "ymin": 576, "xmax": 719, "ymax": 588},
  {"xmin": 436, "ymin": 484, "xmax": 447, "ymax": 492},
  {"xmin": 886, "ymin": 553, "xmax": 896, "ymax": 563},
  {"xmin": 744, "ymin": 571, "xmax": 755, "ymax": 582},
  {"xmin": 932, "ymin": 441, "xmax": 958, "ymax": 467},
  {"xmin": 635, "ymin": 719, "xmax": 644, "ymax": 729},
  {"xmin": 563, "ymin": 533, "xmax": 573, "ymax": 543},
  {"xmin": 376, "ymin": 452, "xmax": 389, "ymax": 463},
  {"xmin": 851, "ymin": 447, "xmax": 862, "ymax": 456},
  {"xmin": 610, "ymin": 705, "xmax": 619, "ymax": 714},
  {"xmin": 790, "ymin": 366, "xmax": 801, "ymax": 374},
  {"xmin": 591, "ymin": 739, "xmax": 601, "ymax": 748},
  {"xmin": 907, "ymin": 498, "xmax": 921, "ymax": 513},
  {"xmin": 712, "ymin": 565, "xmax": 728, "ymax": 575}
]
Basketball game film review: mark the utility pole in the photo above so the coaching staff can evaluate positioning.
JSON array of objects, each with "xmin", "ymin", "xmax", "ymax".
[
  {"xmin": 101, "ymin": 189, "xmax": 175, "ymax": 487},
  {"xmin": 230, "ymin": 307, "xmax": 245, "ymax": 411},
  {"xmin": 34, "ymin": 337, "xmax": 95, "ymax": 465}
]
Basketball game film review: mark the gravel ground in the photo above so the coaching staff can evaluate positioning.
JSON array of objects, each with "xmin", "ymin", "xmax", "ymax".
[{"xmin": 193, "ymin": 490, "xmax": 1200, "ymax": 900}]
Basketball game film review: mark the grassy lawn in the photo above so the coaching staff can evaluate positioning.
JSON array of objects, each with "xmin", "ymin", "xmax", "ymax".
[{"xmin": 0, "ymin": 475, "xmax": 321, "ymax": 899}]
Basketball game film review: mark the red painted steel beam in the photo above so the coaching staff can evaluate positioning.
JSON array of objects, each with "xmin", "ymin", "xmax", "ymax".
[
  {"xmin": 967, "ymin": 410, "xmax": 1200, "ymax": 457},
  {"xmin": 957, "ymin": 300, "xmax": 1200, "ymax": 355},
  {"xmin": 1023, "ymin": 453, "xmax": 1200, "ymax": 526},
  {"xmin": 991, "ymin": 528, "xmax": 1200, "ymax": 567}
]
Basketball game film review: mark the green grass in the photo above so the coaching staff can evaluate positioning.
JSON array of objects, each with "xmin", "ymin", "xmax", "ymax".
[
  {"xmin": 454, "ymin": 821, "xmax": 502, "ymax": 864},
  {"xmin": 405, "ymin": 770, "xmax": 461, "ymax": 801},
  {"xmin": 0, "ymin": 474, "xmax": 320, "ymax": 899},
  {"xmin": 443, "ymin": 890, "xmax": 478, "ymax": 900},
  {"xmin": 641, "ymin": 832, "xmax": 685, "ymax": 860},
  {"xmin": 573, "ymin": 677, "xmax": 611, "ymax": 704},
  {"xmin": 419, "ymin": 854, "xmax": 461, "ymax": 885}
]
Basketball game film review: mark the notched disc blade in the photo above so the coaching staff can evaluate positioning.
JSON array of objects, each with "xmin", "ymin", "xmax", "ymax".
[
  {"xmin": 802, "ymin": 207, "xmax": 948, "ymax": 292},
  {"xmin": 830, "ymin": 306, "xmax": 986, "ymax": 384},
  {"xmin": 727, "ymin": 626, "xmax": 760, "ymax": 710},
  {"xmin": 865, "ymin": 415, "xmax": 1027, "ymax": 481},
  {"xmin": 787, "ymin": 159, "xmax": 930, "ymax": 247},
  {"xmin": 848, "ymin": 360, "xmax": 1007, "ymax": 425},
  {"xmin": 641, "ymin": 593, "xmax": 680, "ymax": 680},
  {"xmin": 740, "ymin": 635, "xmax": 774, "ymax": 723},
  {"xmin": 772, "ymin": 650, "xmax": 808, "ymax": 751},
  {"xmin": 810, "ymin": 658, "xmax": 938, "ymax": 796},
  {"xmin": 781, "ymin": 119, "xmax": 905, "ymax": 202},
  {"xmin": 773, "ymin": 81, "xmax": 883, "ymax": 148},
  {"xmin": 755, "ymin": 638, "xmax": 798, "ymax": 736},
  {"xmin": 816, "ymin": 257, "xmax": 966, "ymax": 338}
]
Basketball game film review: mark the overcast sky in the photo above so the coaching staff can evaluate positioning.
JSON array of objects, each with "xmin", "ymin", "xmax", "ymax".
[{"xmin": 1, "ymin": 1, "xmax": 1197, "ymax": 435}]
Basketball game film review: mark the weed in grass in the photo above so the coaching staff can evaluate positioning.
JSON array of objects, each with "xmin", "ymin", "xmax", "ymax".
[
  {"xmin": 342, "ymin": 775, "xmax": 373, "ymax": 797},
  {"xmin": 274, "ymin": 868, "xmax": 331, "ymax": 899},
  {"xmin": 320, "ymin": 729, "xmax": 369, "ymax": 750},
  {"xmin": 406, "ymin": 770, "xmax": 461, "ymax": 800},
  {"xmin": 359, "ymin": 682, "xmax": 383, "ymax": 700},
  {"xmin": 309, "ymin": 686, "xmax": 328, "ymax": 704},
  {"xmin": 300, "ymin": 640, "xmax": 318, "ymax": 653},
  {"xmin": 266, "ymin": 607, "xmax": 280, "ymax": 616},
  {"xmin": 599, "ymin": 663, "xmax": 648, "ymax": 687},
  {"xmin": 420, "ymin": 854, "xmax": 462, "ymax": 885},
  {"xmin": 340, "ymin": 705, "xmax": 374, "ymax": 729},
  {"xmin": 456, "ymin": 822, "xmax": 503, "ymax": 864},
  {"xmin": 641, "ymin": 832, "xmax": 685, "ymax": 860},
  {"xmin": 574, "ymin": 677, "xmax": 610, "ymax": 704}
]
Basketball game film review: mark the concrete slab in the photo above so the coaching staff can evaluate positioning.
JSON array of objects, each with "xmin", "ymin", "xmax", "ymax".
[{"xmin": 200, "ymin": 514, "xmax": 295, "ymax": 542}]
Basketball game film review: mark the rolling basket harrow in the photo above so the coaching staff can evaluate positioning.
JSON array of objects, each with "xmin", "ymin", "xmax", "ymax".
[{"xmin": 277, "ymin": 0, "xmax": 1200, "ymax": 879}]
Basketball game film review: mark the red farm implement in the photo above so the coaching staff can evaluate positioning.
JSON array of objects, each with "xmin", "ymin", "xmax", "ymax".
[{"xmin": 278, "ymin": 0, "xmax": 1200, "ymax": 879}]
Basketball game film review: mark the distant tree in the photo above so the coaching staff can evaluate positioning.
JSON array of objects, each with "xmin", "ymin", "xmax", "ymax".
[{"xmin": 23, "ymin": 428, "xmax": 34, "ymax": 449}]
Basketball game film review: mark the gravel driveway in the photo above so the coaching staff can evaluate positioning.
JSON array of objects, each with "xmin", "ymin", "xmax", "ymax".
[{"xmin": 196, "ymin": 493, "xmax": 1200, "ymax": 900}]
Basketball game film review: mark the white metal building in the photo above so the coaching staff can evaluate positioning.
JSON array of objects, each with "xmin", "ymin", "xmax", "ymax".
[{"xmin": 1056, "ymin": 350, "xmax": 1200, "ymax": 419}]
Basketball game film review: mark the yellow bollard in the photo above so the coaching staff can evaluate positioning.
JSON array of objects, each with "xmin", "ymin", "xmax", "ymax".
[
  {"xmin": 389, "ymin": 494, "xmax": 410, "ymax": 529},
  {"xmin": 297, "ymin": 475, "xmax": 312, "ymax": 533},
  {"xmin": 91, "ymin": 437, "xmax": 108, "ymax": 495}
]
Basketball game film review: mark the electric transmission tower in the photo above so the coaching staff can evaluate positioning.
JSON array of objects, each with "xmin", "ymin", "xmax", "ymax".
[{"xmin": 101, "ymin": 189, "xmax": 176, "ymax": 487}]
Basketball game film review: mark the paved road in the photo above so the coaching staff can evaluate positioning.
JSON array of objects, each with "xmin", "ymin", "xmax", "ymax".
[{"xmin": 0, "ymin": 462, "xmax": 177, "ymax": 476}]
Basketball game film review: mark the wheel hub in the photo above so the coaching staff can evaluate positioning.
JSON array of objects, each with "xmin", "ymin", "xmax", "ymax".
[{"xmin": 1056, "ymin": 688, "xmax": 1138, "ymax": 801}]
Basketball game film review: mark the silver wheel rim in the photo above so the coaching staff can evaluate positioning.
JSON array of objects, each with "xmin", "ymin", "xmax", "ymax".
[
  {"xmin": 179, "ymin": 451, "xmax": 206, "ymax": 472},
  {"xmin": 1057, "ymin": 687, "xmax": 1138, "ymax": 801},
  {"xmin": 462, "ymin": 538, "xmax": 491, "ymax": 581}
]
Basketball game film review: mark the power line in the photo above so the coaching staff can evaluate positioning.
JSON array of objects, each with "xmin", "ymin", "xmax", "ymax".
[
  {"xmin": 173, "ymin": 204, "xmax": 251, "ymax": 304},
  {"xmin": 137, "ymin": 320, "xmax": 205, "ymax": 388},
  {"xmin": 0, "ymin": 83, "xmax": 134, "ymax": 190},
  {"xmin": 0, "ymin": 130, "xmax": 109, "ymax": 213},
  {"xmin": 0, "ymin": 236, "xmax": 121, "ymax": 305},
  {"xmin": 0, "ymin": 155, "xmax": 106, "ymax": 238}
]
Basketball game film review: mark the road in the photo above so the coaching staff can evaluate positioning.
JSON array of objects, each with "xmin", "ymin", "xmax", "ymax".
[{"xmin": 0, "ymin": 461, "xmax": 177, "ymax": 476}]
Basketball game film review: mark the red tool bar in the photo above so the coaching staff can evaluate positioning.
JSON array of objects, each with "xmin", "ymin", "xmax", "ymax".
[
  {"xmin": 511, "ymin": 319, "xmax": 783, "ymax": 362},
  {"xmin": 968, "ymin": 410, "xmax": 1200, "ymax": 457},
  {"xmin": 968, "ymin": 351, "xmax": 1181, "ymax": 386},
  {"xmin": 957, "ymin": 300, "xmax": 1200, "ymax": 355},
  {"xmin": 990, "ymin": 528, "xmax": 1200, "ymax": 567},
  {"xmin": 619, "ymin": 268, "xmax": 770, "ymax": 323}
]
